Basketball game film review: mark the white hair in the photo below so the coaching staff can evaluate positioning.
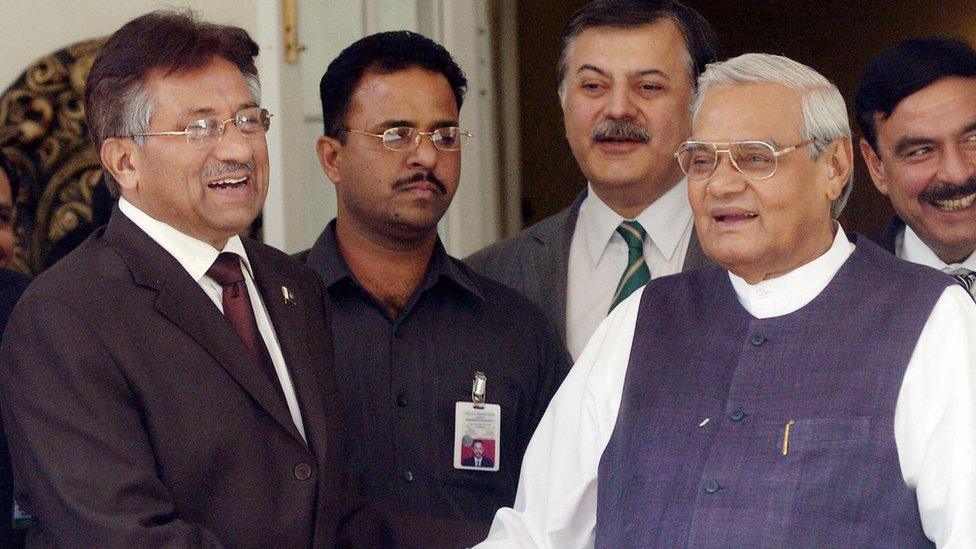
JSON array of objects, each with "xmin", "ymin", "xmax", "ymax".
[{"xmin": 692, "ymin": 53, "xmax": 852, "ymax": 218}]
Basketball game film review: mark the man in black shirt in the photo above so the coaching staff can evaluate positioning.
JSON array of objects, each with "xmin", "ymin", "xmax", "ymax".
[{"xmin": 296, "ymin": 31, "xmax": 570, "ymax": 547}]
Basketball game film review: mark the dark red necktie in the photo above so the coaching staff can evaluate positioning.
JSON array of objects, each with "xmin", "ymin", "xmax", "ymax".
[{"xmin": 206, "ymin": 252, "xmax": 282, "ymax": 391}]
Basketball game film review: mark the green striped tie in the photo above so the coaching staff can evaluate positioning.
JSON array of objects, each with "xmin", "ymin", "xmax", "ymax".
[{"xmin": 609, "ymin": 220, "xmax": 650, "ymax": 312}]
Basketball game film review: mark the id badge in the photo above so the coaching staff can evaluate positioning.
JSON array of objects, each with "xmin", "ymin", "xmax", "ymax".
[{"xmin": 454, "ymin": 401, "xmax": 500, "ymax": 472}]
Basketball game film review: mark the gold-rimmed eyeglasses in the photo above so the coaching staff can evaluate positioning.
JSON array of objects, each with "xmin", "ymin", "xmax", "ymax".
[
  {"xmin": 675, "ymin": 139, "xmax": 817, "ymax": 181},
  {"xmin": 340, "ymin": 126, "xmax": 473, "ymax": 151},
  {"xmin": 130, "ymin": 107, "xmax": 272, "ymax": 149}
]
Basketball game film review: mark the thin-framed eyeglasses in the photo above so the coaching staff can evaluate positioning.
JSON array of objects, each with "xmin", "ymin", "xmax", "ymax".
[
  {"xmin": 675, "ymin": 138, "xmax": 817, "ymax": 181},
  {"xmin": 129, "ymin": 107, "xmax": 272, "ymax": 149},
  {"xmin": 340, "ymin": 126, "xmax": 473, "ymax": 151}
]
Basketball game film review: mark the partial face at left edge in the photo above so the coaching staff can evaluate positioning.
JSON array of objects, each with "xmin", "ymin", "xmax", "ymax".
[{"xmin": 0, "ymin": 168, "xmax": 15, "ymax": 268}]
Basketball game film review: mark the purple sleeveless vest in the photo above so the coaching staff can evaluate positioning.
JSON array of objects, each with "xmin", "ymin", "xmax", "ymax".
[{"xmin": 596, "ymin": 234, "xmax": 950, "ymax": 547}]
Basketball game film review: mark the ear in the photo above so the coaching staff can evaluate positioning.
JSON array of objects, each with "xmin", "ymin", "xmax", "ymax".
[
  {"xmin": 822, "ymin": 137, "xmax": 854, "ymax": 202},
  {"xmin": 316, "ymin": 135, "xmax": 343, "ymax": 186},
  {"xmin": 100, "ymin": 137, "xmax": 140, "ymax": 193},
  {"xmin": 858, "ymin": 137, "xmax": 888, "ymax": 196}
]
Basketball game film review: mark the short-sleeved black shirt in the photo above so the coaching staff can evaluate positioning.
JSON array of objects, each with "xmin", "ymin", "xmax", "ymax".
[{"xmin": 298, "ymin": 221, "xmax": 570, "ymax": 539}]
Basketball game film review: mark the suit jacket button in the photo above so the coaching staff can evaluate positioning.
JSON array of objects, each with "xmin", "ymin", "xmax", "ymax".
[{"xmin": 294, "ymin": 462, "xmax": 312, "ymax": 480}]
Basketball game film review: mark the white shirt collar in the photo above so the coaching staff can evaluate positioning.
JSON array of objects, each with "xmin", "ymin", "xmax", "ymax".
[
  {"xmin": 900, "ymin": 224, "xmax": 976, "ymax": 273},
  {"xmin": 118, "ymin": 197, "xmax": 252, "ymax": 281},
  {"xmin": 728, "ymin": 223, "xmax": 853, "ymax": 319},
  {"xmin": 578, "ymin": 178, "xmax": 693, "ymax": 266}
]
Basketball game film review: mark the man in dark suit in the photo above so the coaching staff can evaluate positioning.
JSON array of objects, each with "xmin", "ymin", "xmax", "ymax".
[
  {"xmin": 466, "ymin": 1, "xmax": 719, "ymax": 359},
  {"xmin": 461, "ymin": 440, "xmax": 494, "ymax": 468},
  {"xmin": 0, "ymin": 11, "xmax": 378, "ymax": 546},
  {"xmin": 856, "ymin": 37, "xmax": 976, "ymax": 283},
  {"xmin": 0, "ymin": 267, "xmax": 29, "ymax": 548}
]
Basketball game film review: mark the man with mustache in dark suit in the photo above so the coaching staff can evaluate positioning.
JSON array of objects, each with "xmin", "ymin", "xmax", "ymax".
[
  {"xmin": 0, "ymin": 10, "xmax": 379, "ymax": 546},
  {"xmin": 857, "ymin": 37, "xmax": 976, "ymax": 293}
]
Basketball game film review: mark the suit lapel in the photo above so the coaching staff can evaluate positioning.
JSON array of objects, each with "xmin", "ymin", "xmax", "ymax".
[
  {"xmin": 531, "ymin": 190, "xmax": 585, "ymax": 343},
  {"xmin": 871, "ymin": 216, "xmax": 903, "ymax": 255},
  {"xmin": 104, "ymin": 209, "xmax": 305, "ymax": 446},
  {"xmin": 244, "ymin": 241, "xmax": 323, "ymax": 451}
]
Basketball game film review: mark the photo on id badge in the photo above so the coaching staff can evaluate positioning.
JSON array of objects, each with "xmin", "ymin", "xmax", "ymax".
[{"xmin": 454, "ymin": 401, "xmax": 500, "ymax": 472}]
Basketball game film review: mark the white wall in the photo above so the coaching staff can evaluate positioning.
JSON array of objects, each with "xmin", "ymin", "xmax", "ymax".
[{"xmin": 0, "ymin": 2, "xmax": 257, "ymax": 91}]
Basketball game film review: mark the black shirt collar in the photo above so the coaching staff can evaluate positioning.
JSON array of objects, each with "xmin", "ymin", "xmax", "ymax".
[{"xmin": 306, "ymin": 219, "xmax": 484, "ymax": 302}]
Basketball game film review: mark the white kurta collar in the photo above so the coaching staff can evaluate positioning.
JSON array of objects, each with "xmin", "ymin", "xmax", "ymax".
[{"xmin": 728, "ymin": 224, "xmax": 853, "ymax": 319}]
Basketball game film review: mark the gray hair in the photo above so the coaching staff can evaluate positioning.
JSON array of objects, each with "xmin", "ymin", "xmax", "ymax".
[
  {"xmin": 692, "ymin": 53, "xmax": 852, "ymax": 218},
  {"xmin": 125, "ymin": 73, "xmax": 261, "ymax": 147},
  {"xmin": 555, "ymin": 0, "xmax": 719, "ymax": 102}
]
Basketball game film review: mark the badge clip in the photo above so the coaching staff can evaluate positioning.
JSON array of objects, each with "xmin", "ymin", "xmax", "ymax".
[
  {"xmin": 281, "ymin": 286, "xmax": 297, "ymax": 305},
  {"xmin": 472, "ymin": 371, "xmax": 487, "ymax": 409}
]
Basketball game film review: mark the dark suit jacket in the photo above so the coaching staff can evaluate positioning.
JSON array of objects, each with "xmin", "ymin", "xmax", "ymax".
[
  {"xmin": 870, "ymin": 216, "xmax": 903, "ymax": 255},
  {"xmin": 0, "ymin": 208, "xmax": 379, "ymax": 547},
  {"xmin": 0, "ymin": 268, "xmax": 30, "ymax": 548},
  {"xmin": 466, "ymin": 190, "xmax": 711, "ymax": 346},
  {"xmin": 461, "ymin": 457, "xmax": 493, "ymax": 468}
]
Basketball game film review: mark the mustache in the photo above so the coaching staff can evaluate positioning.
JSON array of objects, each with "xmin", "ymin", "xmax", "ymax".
[
  {"xmin": 202, "ymin": 161, "xmax": 255, "ymax": 179},
  {"xmin": 393, "ymin": 171, "xmax": 447, "ymax": 194},
  {"xmin": 591, "ymin": 119, "xmax": 650, "ymax": 143},
  {"xmin": 919, "ymin": 178, "xmax": 976, "ymax": 203}
]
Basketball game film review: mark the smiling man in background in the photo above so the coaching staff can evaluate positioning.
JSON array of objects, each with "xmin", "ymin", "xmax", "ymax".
[
  {"xmin": 467, "ymin": 0, "xmax": 718, "ymax": 359},
  {"xmin": 857, "ymin": 37, "xmax": 976, "ymax": 291}
]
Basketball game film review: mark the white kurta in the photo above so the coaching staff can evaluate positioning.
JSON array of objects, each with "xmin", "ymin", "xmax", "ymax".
[{"xmin": 479, "ymin": 228, "xmax": 976, "ymax": 548}]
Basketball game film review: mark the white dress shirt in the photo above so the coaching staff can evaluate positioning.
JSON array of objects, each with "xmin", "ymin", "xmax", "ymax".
[
  {"xmin": 478, "ymin": 227, "xmax": 976, "ymax": 548},
  {"xmin": 119, "ymin": 198, "xmax": 307, "ymax": 442},
  {"xmin": 565, "ymin": 179, "xmax": 694, "ymax": 359},
  {"xmin": 897, "ymin": 224, "xmax": 976, "ymax": 274}
]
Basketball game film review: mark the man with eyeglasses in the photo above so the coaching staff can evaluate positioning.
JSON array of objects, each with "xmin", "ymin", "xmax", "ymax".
[
  {"xmin": 0, "ymin": 11, "xmax": 383, "ymax": 546},
  {"xmin": 478, "ymin": 54, "xmax": 976, "ymax": 547},
  {"xmin": 856, "ymin": 38, "xmax": 976, "ymax": 294},
  {"xmin": 296, "ymin": 31, "xmax": 570, "ymax": 546},
  {"xmin": 467, "ymin": 0, "xmax": 718, "ymax": 360}
]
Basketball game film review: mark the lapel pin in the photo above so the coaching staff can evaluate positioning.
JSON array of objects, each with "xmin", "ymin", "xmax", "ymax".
[{"xmin": 281, "ymin": 286, "xmax": 297, "ymax": 305}]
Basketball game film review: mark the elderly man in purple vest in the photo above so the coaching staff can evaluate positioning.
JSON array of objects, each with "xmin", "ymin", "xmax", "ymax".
[{"xmin": 476, "ymin": 53, "xmax": 976, "ymax": 548}]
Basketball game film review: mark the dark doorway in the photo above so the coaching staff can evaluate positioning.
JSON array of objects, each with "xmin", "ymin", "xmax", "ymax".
[{"xmin": 513, "ymin": 0, "xmax": 976, "ymax": 235}]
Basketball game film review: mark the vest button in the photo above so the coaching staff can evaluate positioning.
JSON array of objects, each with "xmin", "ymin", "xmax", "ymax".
[
  {"xmin": 703, "ymin": 480, "xmax": 720, "ymax": 493},
  {"xmin": 729, "ymin": 408, "xmax": 746, "ymax": 421},
  {"xmin": 396, "ymin": 392, "xmax": 408, "ymax": 407},
  {"xmin": 748, "ymin": 333, "xmax": 766, "ymax": 346},
  {"xmin": 294, "ymin": 462, "xmax": 312, "ymax": 480},
  {"xmin": 403, "ymin": 470, "xmax": 414, "ymax": 482}
]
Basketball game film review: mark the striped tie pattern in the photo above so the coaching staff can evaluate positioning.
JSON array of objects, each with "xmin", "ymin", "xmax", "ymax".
[
  {"xmin": 953, "ymin": 270, "xmax": 976, "ymax": 296},
  {"xmin": 609, "ymin": 220, "xmax": 651, "ymax": 312}
]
